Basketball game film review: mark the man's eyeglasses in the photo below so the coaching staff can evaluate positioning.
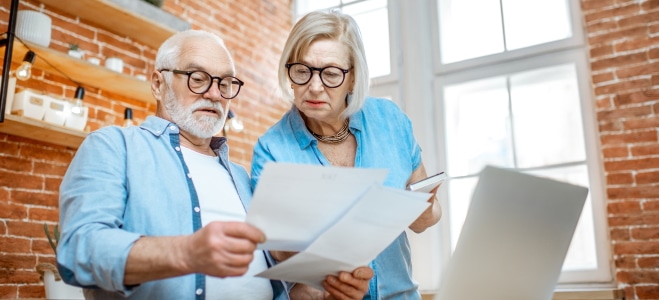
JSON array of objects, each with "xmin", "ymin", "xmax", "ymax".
[
  {"xmin": 285, "ymin": 63, "xmax": 350, "ymax": 88},
  {"xmin": 159, "ymin": 69, "xmax": 244, "ymax": 99}
]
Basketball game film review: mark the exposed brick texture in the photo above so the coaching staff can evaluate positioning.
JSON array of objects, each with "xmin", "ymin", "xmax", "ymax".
[
  {"xmin": 582, "ymin": 0, "xmax": 659, "ymax": 298},
  {"xmin": 0, "ymin": 0, "xmax": 658, "ymax": 299}
]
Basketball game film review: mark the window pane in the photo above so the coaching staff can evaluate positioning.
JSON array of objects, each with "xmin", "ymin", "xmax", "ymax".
[
  {"xmin": 296, "ymin": 1, "xmax": 339, "ymax": 15},
  {"xmin": 438, "ymin": 0, "xmax": 504, "ymax": 63},
  {"xmin": 502, "ymin": 0, "xmax": 572, "ymax": 50},
  {"xmin": 296, "ymin": 0, "xmax": 391, "ymax": 78},
  {"xmin": 525, "ymin": 165, "xmax": 597, "ymax": 271},
  {"xmin": 438, "ymin": 0, "xmax": 573, "ymax": 63},
  {"xmin": 444, "ymin": 77, "xmax": 514, "ymax": 177},
  {"xmin": 510, "ymin": 64, "xmax": 586, "ymax": 168},
  {"xmin": 447, "ymin": 176, "xmax": 479, "ymax": 250},
  {"xmin": 343, "ymin": 0, "xmax": 391, "ymax": 77},
  {"xmin": 450, "ymin": 165, "xmax": 598, "ymax": 271}
]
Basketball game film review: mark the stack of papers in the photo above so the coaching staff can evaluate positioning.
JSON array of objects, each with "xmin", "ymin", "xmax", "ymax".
[{"xmin": 246, "ymin": 163, "xmax": 432, "ymax": 290}]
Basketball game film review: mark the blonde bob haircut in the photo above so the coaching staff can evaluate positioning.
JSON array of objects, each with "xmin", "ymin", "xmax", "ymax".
[{"xmin": 278, "ymin": 10, "xmax": 369, "ymax": 118}]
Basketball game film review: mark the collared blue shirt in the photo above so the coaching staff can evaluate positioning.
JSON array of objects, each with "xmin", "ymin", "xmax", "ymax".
[
  {"xmin": 57, "ymin": 116, "xmax": 288, "ymax": 300},
  {"xmin": 251, "ymin": 97, "xmax": 422, "ymax": 300}
]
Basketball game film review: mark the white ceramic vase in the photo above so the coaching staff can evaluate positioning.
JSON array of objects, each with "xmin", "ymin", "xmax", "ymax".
[
  {"xmin": 43, "ymin": 270, "xmax": 84, "ymax": 300},
  {"xmin": 15, "ymin": 10, "xmax": 52, "ymax": 47},
  {"xmin": 68, "ymin": 49, "xmax": 84, "ymax": 59}
]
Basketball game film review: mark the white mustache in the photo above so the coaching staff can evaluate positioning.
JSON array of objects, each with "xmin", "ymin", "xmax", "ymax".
[{"xmin": 189, "ymin": 100, "xmax": 224, "ymax": 116}]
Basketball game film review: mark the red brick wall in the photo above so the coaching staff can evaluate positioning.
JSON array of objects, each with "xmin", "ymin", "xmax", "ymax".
[
  {"xmin": 2, "ymin": 0, "xmax": 658, "ymax": 299},
  {"xmin": 581, "ymin": 0, "xmax": 659, "ymax": 298},
  {"xmin": 0, "ymin": 0, "xmax": 291, "ymax": 298}
]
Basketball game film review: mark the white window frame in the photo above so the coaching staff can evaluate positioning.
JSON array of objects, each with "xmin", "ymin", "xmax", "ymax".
[
  {"xmin": 433, "ymin": 48, "xmax": 613, "ymax": 284},
  {"xmin": 424, "ymin": 0, "xmax": 613, "ymax": 288}
]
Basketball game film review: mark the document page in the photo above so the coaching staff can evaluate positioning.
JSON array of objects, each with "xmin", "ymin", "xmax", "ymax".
[
  {"xmin": 245, "ymin": 163, "xmax": 432, "ymax": 289},
  {"xmin": 247, "ymin": 162, "xmax": 388, "ymax": 251}
]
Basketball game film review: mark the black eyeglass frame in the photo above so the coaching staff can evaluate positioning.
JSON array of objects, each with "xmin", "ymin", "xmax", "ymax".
[
  {"xmin": 285, "ymin": 63, "xmax": 351, "ymax": 88},
  {"xmin": 159, "ymin": 69, "xmax": 245, "ymax": 99}
]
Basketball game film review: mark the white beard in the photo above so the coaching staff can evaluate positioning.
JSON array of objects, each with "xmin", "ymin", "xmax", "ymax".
[{"xmin": 163, "ymin": 88, "xmax": 226, "ymax": 138}]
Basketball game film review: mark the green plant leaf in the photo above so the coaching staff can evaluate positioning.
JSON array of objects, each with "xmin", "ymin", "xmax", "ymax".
[{"xmin": 44, "ymin": 223, "xmax": 58, "ymax": 255}]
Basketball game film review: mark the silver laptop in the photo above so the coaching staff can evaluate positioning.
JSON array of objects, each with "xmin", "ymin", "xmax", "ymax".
[{"xmin": 435, "ymin": 166, "xmax": 588, "ymax": 300}]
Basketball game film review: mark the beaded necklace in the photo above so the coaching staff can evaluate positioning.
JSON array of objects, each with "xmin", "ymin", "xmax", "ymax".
[{"xmin": 308, "ymin": 119, "xmax": 350, "ymax": 144}]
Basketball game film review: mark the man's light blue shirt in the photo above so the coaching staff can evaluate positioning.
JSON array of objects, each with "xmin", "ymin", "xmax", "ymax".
[
  {"xmin": 58, "ymin": 116, "xmax": 288, "ymax": 300},
  {"xmin": 251, "ymin": 97, "xmax": 423, "ymax": 300}
]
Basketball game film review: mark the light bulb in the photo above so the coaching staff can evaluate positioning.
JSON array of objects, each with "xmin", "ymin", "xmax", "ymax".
[
  {"xmin": 124, "ymin": 107, "xmax": 134, "ymax": 127},
  {"xmin": 71, "ymin": 86, "xmax": 85, "ymax": 114},
  {"xmin": 16, "ymin": 61, "xmax": 32, "ymax": 81},
  {"xmin": 16, "ymin": 51, "xmax": 36, "ymax": 81},
  {"xmin": 230, "ymin": 118, "xmax": 244, "ymax": 132},
  {"xmin": 71, "ymin": 99, "xmax": 83, "ymax": 114}
]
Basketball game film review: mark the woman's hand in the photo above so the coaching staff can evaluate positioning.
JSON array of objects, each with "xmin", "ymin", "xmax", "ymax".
[
  {"xmin": 323, "ymin": 266, "xmax": 374, "ymax": 300},
  {"xmin": 288, "ymin": 266, "xmax": 374, "ymax": 300}
]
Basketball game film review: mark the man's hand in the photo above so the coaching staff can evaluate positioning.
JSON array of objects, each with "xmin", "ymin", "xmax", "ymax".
[
  {"xmin": 124, "ymin": 221, "xmax": 265, "ymax": 285},
  {"xmin": 270, "ymin": 250, "xmax": 298, "ymax": 263},
  {"xmin": 183, "ymin": 221, "xmax": 265, "ymax": 277}
]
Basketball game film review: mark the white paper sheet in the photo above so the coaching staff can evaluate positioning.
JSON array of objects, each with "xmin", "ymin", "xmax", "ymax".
[
  {"xmin": 247, "ymin": 162, "xmax": 389, "ymax": 251},
  {"xmin": 245, "ymin": 163, "xmax": 432, "ymax": 289}
]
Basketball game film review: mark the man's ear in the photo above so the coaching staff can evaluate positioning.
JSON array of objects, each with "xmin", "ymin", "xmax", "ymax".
[{"xmin": 151, "ymin": 70, "xmax": 164, "ymax": 101}]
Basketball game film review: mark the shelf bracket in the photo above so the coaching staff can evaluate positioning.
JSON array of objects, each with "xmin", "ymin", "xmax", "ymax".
[{"xmin": 1, "ymin": 0, "xmax": 20, "ymax": 122}]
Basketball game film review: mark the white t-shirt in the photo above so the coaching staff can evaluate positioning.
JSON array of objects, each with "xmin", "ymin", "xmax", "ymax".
[{"xmin": 182, "ymin": 147, "xmax": 272, "ymax": 300}]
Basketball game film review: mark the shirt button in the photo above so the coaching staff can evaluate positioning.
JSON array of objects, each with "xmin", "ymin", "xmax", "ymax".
[
  {"xmin": 170, "ymin": 125, "xmax": 176, "ymax": 131},
  {"xmin": 194, "ymin": 207, "xmax": 200, "ymax": 213},
  {"xmin": 175, "ymin": 146, "xmax": 180, "ymax": 151},
  {"xmin": 195, "ymin": 288, "xmax": 203, "ymax": 295},
  {"xmin": 187, "ymin": 173, "xmax": 192, "ymax": 178}
]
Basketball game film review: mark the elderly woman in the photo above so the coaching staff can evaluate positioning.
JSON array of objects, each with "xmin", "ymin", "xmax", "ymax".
[{"xmin": 251, "ymin": 10, "xmax": 441, "ymax": 300}]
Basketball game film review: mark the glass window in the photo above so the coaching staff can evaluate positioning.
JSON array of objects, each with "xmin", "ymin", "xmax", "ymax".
[
  {"xmin": 294, "ymin": 0, "xmax": 391, "ymax": 78},
  {"xmin": 442, "ymin": 63, "xmax": 597, "ymax": 272},
  {"xmin": 435, "ymin": 0, "xmax": 610, "ymax": 285},
  {"xmin": 438, "ymin": 0, "xmax": 573, "ymax": 64}
]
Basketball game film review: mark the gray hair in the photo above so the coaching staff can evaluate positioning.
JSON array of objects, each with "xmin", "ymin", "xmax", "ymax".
[
  {"xmin": 278, "ymin": 10, "xmax": 369, "ymax": 118},
  {"xmin": 155, "ymin": 30, "xmax": 231, "ymax": 84}
]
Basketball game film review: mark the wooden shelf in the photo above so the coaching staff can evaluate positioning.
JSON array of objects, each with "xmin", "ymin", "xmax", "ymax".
[
  {"xmin": 0, "ymin": 114, "xmax": 87, "ymax": 149},
  {"xmin": 10, "ymin": 42, "xmax": 154, "ymax": 104},
  {"xmin": 37, "ymin": 0, "xmax": 187, "ymax": 49}
]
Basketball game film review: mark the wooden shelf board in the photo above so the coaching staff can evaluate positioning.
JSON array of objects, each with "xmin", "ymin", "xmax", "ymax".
[
  {"xmin": 10, "ymin": 42, "xmax": 154, "ymax": 104},
  {"xmin": 37, "ymin": 0, "xmax": 178, "ymax": 49},
  {"xmin": 0, "ymin": 114, "xmax": 87, "ymax": 149}
]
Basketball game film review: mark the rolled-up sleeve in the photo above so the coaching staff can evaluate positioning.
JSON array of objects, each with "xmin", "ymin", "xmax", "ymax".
[{"xmin": 57, "ymin": 129, "xmax": 142, "ymax": 296}]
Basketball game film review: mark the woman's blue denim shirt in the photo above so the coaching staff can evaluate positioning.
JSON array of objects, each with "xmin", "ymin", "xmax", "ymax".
[
  {"xmin": 57, "ymin": 116, "xmax": 288, "ymax": 300},
  {"xmin": 251, "ymin": 97, "xmax": 423, "ymax": 300}
]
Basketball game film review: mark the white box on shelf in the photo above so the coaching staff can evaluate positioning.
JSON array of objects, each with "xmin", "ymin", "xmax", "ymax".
[
  {"xmin": 64, "ymin": 103, "xmax": 88, "ymax": 131},
  {"xmin": 0, "ymin": 76, "xmax": 17, "ymax": 115},
  {"xmin": 43, "ymin": 96, "xmax": 70, "ymax": 126},
  {"xmin": 12, "ymin": 89, "xmax": 47, "ymax": 120}
]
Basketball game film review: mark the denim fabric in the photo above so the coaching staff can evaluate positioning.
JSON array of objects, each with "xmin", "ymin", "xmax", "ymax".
[
  {"xmin": 251, "ymin": 97, "xmax": 422, "ymax": 300},
  {"xmin": 58, "ymin": 116, "xmax": 289, "ymax": 300}
]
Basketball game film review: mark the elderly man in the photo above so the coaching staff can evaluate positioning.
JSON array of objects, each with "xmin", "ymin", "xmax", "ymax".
[{"xmin": 57, "ymin": 30, "xmax": 372, "ymax": 300}]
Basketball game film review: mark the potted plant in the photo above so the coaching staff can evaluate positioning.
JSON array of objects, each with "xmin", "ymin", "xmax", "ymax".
[
  {"xmin": 36, "ymin": 223, "xmax": 84, "ymax": 300},
  {"xmin": 67, "ymin": 44, "xmax": 84, "ymax": 59},
  {"xmin": 142, "ymin": 0, "xmax": 164, "ymax": 8}
]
